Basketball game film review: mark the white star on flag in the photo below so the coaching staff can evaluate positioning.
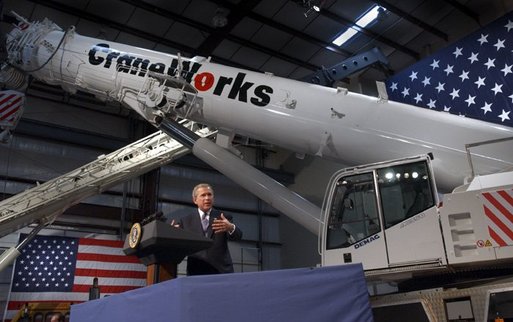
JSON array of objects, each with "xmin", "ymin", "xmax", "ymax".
[
  {"xmin": 449, "ymin": 88, "xmax": 460, "ymax": 99},
  {"xmin": 468, "ymin": 52, "xmax": 479, "ymax": 63},
  {"xmin": 501, "ymin": 64, "xmax": 513, "ymax": 76},
  {"xmin": 499, "ymin": 109, "xmax": 511, "ymax": 121},
  {"xmin": 494, "ymin": 39, "xmax": 506, "ymax": 50},
  {"xmin": 453, "ymin": 47, "xmax": 463, "ymax": 58},
  {"xmin": 506, "ymin": 20, "xmax": 513, "ymax": 31},
  {"xmin": 459, "ymin": 71, "xmax": 470, "ymax": 82},
  {"xmin": 465, "ymin": 95, "xmax": 476, "ymax": 106},
  {"xmin": 427, "ymin": 99, "xmax": 436, "ymax": 109},
  {"xmin": 475, "ymin": 77, "xmax": 486, "ymax": 88},
  {"xmin": 444, "ymin": 64, "xmax": 454, "ymax": 75},
  {"xmin": 477, "ymin": 34, "xmax": 489, "ymax": 44},
  {"xmin": 491, "ymin": 83, "xmax": 503, "ymax": 95},
  {"xmin": 484, "ymin": 58, "xmax": 495, "ymax": 69},
  {"xmin": 481, "ymin": 102, "xmax": 492, "ymax": 114}
]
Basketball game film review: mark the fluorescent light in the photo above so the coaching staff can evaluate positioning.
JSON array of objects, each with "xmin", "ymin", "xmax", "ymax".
[
  {"xmin": 357, "ymin": 5, "xmax": 382, "ymax": 27},
  {"xmin": 332, "ymin": 5, "xmax": 385, "ymax": 46},
  {"xmin": 332, "ymin": 29, "xmax": 358, "ymax": 46}
]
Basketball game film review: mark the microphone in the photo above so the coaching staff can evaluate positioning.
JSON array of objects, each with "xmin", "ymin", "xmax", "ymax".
[{"xmin": 140, "ymin": 211, "xmax": 165, "ymax": 225}]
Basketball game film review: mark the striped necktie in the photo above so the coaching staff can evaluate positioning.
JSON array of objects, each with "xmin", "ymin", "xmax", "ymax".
[{"xmin": 201, "ymin": 212, "xmax": 209, "ymax": 235}]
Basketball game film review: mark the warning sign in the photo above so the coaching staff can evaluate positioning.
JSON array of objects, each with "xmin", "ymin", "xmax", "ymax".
[{"xmin": 485, "ymin": 240, "xmax": 493, "ymax": 247}]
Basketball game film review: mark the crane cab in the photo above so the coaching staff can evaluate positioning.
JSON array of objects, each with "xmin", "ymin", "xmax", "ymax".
[{"xmin": 320, "ymin": 155, "xmax": 448, "ymax": 275}]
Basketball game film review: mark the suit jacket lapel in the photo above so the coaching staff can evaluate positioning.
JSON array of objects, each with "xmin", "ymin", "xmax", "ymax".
[{"xmin": 190, "ymin": 212, "xmax": 204, "ymax": 235}]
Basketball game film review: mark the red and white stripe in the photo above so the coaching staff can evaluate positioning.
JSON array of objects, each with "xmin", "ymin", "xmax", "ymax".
[
  {"xmin": 0, "ymin": 91, "xmax": 24, "ymax": 125},
  {"xmin": 483, "ymin": 189, "xmax": 513, "ymax": 247}
]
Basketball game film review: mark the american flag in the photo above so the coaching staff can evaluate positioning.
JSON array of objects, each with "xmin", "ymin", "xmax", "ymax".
[
  {"xmin": 3, "ymin": 234, "xmax": 147, "ymax": 321},
  {"xmin": 385, "ymin": 11, "xmax": 513, "ymax": 128}
]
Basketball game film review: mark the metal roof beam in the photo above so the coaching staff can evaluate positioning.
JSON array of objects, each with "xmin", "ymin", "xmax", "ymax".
[
  {"xmin": 441, "ymin": 0, "xmax": 480, "ymax": 25},
  {"xmin": 373, "ymin": 0, "xmax": 449, "ymax": 41}
]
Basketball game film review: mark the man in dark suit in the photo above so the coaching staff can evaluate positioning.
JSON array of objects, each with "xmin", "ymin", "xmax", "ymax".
[{"xmin": 173, "ymin": 183, "xmax": 243, "ymax": 275}]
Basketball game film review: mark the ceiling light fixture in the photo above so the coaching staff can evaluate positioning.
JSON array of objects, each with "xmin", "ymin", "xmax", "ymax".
[
  {"xmin": 332, "ymin": 5, "xmax": 386, "ymax": 46},
  {"xmin": 212, "ymin": 8, "xmax": 229, "ymax": 28},
  {"xmin": 302, "ymin": 0, "xmax": 325, "ymax": 18}
]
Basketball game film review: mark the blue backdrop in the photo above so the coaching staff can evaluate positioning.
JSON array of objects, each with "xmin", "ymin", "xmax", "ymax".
[{"xmin": 71, "ymin": 264, "xmax": 373, "ymax": 322}]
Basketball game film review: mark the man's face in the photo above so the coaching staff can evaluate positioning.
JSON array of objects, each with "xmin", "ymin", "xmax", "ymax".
[{"xmin": 193, "ymin": 187, "xmax": 214, "ymax": 213}]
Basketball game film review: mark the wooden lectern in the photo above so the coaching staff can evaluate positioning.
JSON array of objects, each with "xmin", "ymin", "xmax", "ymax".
[{"xmin": 123, "ymin": 220, "xmax": 212, "ymax": 285}]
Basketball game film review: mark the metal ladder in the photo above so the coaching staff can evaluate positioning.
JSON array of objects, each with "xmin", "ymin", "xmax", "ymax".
[{"xmin": 0, "ymin": 121, "xmax": 216, "ymax": 237}]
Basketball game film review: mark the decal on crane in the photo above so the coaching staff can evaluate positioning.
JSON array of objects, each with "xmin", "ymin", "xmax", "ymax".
[
  {"xmin": 354, "ymin": 234, "xmax": 380, "ymax": 249},
  {"xmin": 88, "ymin": 43, "xmax": 202, "ymax": 81},
  {"xmin": 88, "ymin": 43, "xmax": 274, "ymax": 107},
  {"xmin": 193, "ymin": 71, "xmax": 272, "ymax": 106},
  {"xmin": 482, "ymin": 189, "xmax": 513, "ymax": 247},
  {"xmin": 399, "ymin": 212, "xmax": 426, "ymax": 229}
]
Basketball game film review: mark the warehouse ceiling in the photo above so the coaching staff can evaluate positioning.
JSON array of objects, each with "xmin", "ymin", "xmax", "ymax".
[{"xmin": 2, "ymin": 0, "xmax": 512, "ymax": 86}]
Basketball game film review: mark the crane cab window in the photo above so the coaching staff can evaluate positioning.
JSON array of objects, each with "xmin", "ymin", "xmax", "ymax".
[
  {"xmin": 326, "ymin": 159, "xmax": 436, "ymax": 249},
  {"xmin": 326, "ymin": 172, "xmax": 380, "ymax": 249},
  {"xmin": 377, "ymin": 161, "xmax": 435, "ymax": 228}
]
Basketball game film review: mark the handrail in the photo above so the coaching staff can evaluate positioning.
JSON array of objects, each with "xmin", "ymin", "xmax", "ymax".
[{"xmin": 465, "ymin": 136, "xmax": 513, "ymax": 179}]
